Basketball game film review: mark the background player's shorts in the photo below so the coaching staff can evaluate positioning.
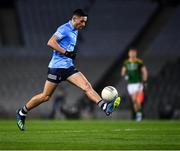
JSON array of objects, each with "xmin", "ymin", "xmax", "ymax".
[
  {"xmin": 47, "ymin": 66, "xmax": 78, "ymax": 84},
  {"xmin": 127, "ymin": 83, "xmax": 143, "ymax": 95}
]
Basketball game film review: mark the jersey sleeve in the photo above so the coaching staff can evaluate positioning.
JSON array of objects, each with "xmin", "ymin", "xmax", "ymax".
[
  {"xmin": 138, "ymin": 59, "xmax": 144, "ymax": 68},
  {"xmin": 53, "ymin": 26, "xmax": 66, "ymax": 40},
  {"xmin": 123, "ymin": 60, "xmax": 128, "ymax": 68}
]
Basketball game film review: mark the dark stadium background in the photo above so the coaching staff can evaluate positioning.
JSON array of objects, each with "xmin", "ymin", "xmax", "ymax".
[{"xmin": 0, "ymin": 0, "xmax": 180, "ymax": 120}]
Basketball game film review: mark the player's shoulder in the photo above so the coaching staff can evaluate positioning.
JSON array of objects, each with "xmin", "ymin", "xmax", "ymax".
[
  {"xmin": 124, "ymin": 59, "xmax": 129, "ymax": 64},
  {"xmin": 136, "ymin": 58, "xmax": 143, "ymax": 63},
  {"xmin": 57, "ymin": 22, "xmax": 70, "ymax": 32}
]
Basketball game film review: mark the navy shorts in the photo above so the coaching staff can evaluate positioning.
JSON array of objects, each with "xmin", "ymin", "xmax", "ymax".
[{"xmin": 47, "ymin": 66, "xmax": 79, "ymax": 84}]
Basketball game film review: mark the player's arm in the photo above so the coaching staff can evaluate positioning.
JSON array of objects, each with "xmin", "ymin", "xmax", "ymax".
[
  {"xmin": 121, "ymin": 66, "xmax": 129, "ymax": 81},
  {"xmin": 47, "ymin": 35, "xmax": 66, "ymax": 54},
  {"xmin": 47, "ymin": 35, "xmax": 76, "ymax": 59},
  {"xmin": 141, "ymin": 66, "xmax": 148, "ymax": 82},
  {"xmin": 121, "ymin": 66, "xmax": 127, "ymax": 77}
]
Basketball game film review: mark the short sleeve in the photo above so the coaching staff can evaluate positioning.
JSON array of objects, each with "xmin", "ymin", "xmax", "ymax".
[
  {"xmin": 138, "ymin": 59, "xmax": 144, "ymax": 68},
  {"xmin": 53, "ymin": 27, "xmax": 66, "ymax": 40},
  {"xmin": 123, "ymin": 60, "xmax": 128, "ymax": 68}
]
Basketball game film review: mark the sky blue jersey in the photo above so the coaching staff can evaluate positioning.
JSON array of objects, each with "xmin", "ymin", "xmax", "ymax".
[{"xmin": 48, "ymin": 21, "xmax": 78, "ymax": 68}]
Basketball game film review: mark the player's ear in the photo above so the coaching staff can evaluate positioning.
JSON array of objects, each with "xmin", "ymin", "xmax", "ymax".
[{"xmin": 72, "ymin": 15, "xmax": 78, "ymax": 21}]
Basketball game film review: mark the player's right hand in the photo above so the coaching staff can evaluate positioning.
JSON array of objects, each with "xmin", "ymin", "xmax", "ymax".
[{"xmin": 64, "ymin": 50, "xmax": 77, "ymax": 59}]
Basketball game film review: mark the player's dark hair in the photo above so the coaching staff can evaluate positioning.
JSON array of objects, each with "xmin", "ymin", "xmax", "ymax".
[
  {"xmin": 73, "ymin": 9, "xmax": 87, "ymax": 17},
  {"xmin": 129, "ymin": 47, "xmax": 137, "ymax": 51}
]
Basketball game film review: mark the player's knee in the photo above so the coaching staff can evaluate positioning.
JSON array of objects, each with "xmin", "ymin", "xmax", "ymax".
[{"xmin": 41, "ymin": 94, "xmax": 51, "ymax": 102}]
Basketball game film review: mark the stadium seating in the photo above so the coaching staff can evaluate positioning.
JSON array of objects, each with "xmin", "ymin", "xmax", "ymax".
[
  {"xmin": 0, "ymin": 55, "xmax": 49, "ymax": 118},
  {"xmin": 143, "ymin": 5, "xmax": 180, "ymax": 75},
  {"xmin": 15, "ymin": 0, "xmax": 158, "ymax": 56},
  {"xmin": 77, "ymin": 0, "xmax": 158, "ymax": 56},
  {"xmin": 143, "ymin": 58, "xmax": 180, "ymax": 119},
  {"xmin": 142, "ymin": 6, "xmax": 180, "ymax": 118},
  {"xmin": 15, "ymin": 0, "xmax": 91, "ymax": 47}
]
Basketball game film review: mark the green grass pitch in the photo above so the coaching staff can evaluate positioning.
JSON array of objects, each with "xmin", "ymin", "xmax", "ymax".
[{"xmin": 0, "ymin": 120, "xmax": 180, "ymax": 150}]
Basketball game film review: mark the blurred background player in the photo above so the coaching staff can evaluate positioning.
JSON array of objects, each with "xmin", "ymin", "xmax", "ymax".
[
  {"xmin": 121, "ymin": 48, "xmax": 148, "ymax": 121},
  {"xmin": 48, "ymin": 85, "xmax": 81, "ymax": 119},
  {"xmin": 16, "ymin": 9, "xmax": 120, "ymax": 131}
]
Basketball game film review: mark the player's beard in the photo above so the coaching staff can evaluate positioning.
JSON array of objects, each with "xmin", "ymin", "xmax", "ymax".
[
  {"xmin": 78, "ymin": 25, "xmax": 85, "ymax": 29},
  {"xmin": 77, "ymin": 26, "xmax": 83, "ymax": 29}
]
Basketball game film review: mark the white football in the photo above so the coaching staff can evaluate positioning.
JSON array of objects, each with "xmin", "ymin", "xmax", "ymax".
[{"xmin": 101, "ymin": 86, "xmax": 118, "ymax": 101}]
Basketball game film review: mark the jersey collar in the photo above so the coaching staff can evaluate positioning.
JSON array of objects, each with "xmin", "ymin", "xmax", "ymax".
[{"xmin": 128, "ymin": 58, "xmax": 137, "ymax": 62}]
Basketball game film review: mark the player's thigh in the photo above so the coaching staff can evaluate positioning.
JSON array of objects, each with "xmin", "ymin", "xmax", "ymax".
[
  {"xmin": 42, "ymin": 80, "xmax": 58, "ymax": 96},
  {"xmin": 67, "ymin": 72, "xmax": 91, "ymax": 90},
  {"xmin": 130, "ymin": 93, "xmax": 137, "ymax": 103},
  {"xmin": 128, "ymin": 85, "xmax": 137, "ymax": 102}
]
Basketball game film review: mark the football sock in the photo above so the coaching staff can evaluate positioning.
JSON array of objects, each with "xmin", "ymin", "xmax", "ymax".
[
  {"xmin": 136, "ymin": 109, "xmax": 142, "ymax": 121},
  {"xmin": 97, "ymin": 100, "xmax": 107, "ymax": 111},
  {"xmin": 19, "ymin": 105, "xmax": 28, "ymax": 116},
  {"xmin": 136, "ymin": 112, "xmax": 142, "ymax": 119}
]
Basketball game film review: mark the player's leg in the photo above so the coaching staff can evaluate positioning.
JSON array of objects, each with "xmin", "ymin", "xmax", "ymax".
[
  {"xmin": 67, "ymin": 72, "xmax": 120, "ymax": 115},
  {"xmin": 67, "ymin": 72, "xmax": 100, "ymax": 103},
  {"xmin": 128, "ymin": 83, "xmax": 143, "ymax": 121},
  {"xmin": 16, "ymin": 80, "xmax": 58, "ymax": 131},
  {"xmin": 130, "ymin": 93, "xmax": 139, "ymax": 112},
  {"xmin": 135, "ymin": 90, "xmax": 144, "ymax": 121},
  {"xmin": 135, "ymin": 84, "xmax": 144, "ymax": 121},
  {"xmin": 128, "ymin": 84, "xmax": 139, "ymax": 119},
  {"xmin": 26, "ymin": 81, "xmax": 58, "ymax": 110},
  {"xmin": 131, "ymin": 91, "xmax": 143, "ymax": 121}
]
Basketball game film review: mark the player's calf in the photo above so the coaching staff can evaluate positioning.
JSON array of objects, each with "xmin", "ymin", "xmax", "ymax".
[{"xmin": 40, "ymin": 94, "xmax": 51, "ymax": 103}]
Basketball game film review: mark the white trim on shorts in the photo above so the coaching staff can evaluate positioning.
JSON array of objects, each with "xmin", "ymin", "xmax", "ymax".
[{"xmin": 127, "ymin": 83, "xmax": 143, "ymax": 95}]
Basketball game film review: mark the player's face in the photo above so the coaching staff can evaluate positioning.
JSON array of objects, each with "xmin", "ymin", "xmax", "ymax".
[
  {"xmin": 128, "ymin": 50, "xmax": 137, "ymax": 59},
  {"xmin": 73, "ymin": 16, "xmax": 87, "ymax": 29}
]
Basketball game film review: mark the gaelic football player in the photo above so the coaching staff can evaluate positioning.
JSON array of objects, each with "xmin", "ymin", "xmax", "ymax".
[
  {"xmin": 121, "ymin": 48, "xmax": 148, "ymax": 121},
  {"xmin": 16, "ymin": 9, "xmax": 120, "ymax": 131}
]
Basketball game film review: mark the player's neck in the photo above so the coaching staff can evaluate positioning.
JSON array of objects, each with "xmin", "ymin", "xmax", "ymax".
[
  {"xmin": 71, "ymin": 19, "xmax": 77, "ymax": 29},
  {"xmin": 129, "ymin": 58, "xmax": 136, "ymax": 62}
]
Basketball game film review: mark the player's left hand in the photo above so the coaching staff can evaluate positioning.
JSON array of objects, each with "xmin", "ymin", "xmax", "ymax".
[
  {"xmin": 124, "ymin": 75, "xmax": 129, "ymax": 81},
  {"xmin": 64, "ymin": 50, "xmax": 77, "ymax": 59}
]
